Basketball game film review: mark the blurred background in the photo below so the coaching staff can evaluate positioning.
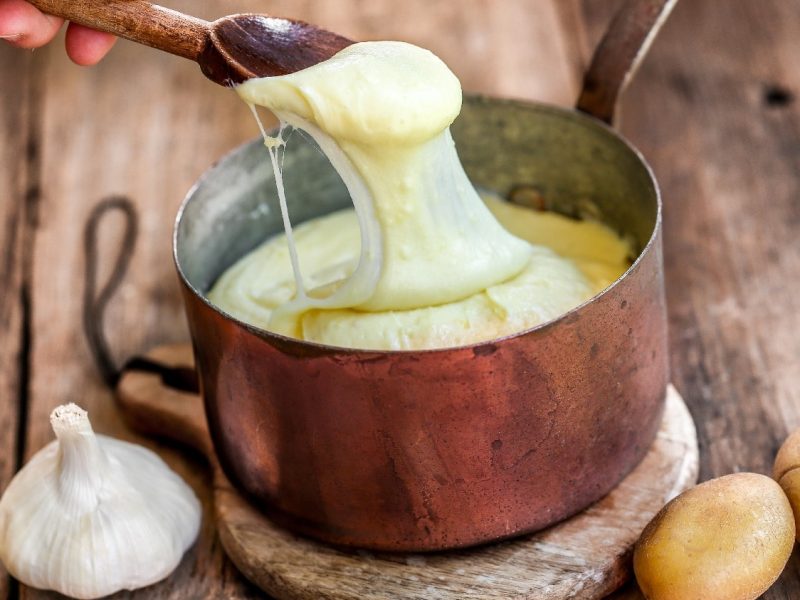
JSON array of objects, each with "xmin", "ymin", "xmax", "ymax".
[{"xmin": 1, "ymin": 0, "xmax": 799, "ymax": 597}]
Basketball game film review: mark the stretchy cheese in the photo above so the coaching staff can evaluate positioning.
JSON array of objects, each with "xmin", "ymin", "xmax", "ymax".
[{"xmin": 208, "ymin": 41, "xmax": 631, "ymax": 350}]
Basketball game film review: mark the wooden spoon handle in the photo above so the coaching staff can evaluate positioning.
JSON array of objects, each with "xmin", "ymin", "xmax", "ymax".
[
  {"xmin": 26, "ymin": 0, "xmax": 210, "ymax": 61},
  {"xmin": 576, "ymin": 0, "xmax": 679, "ymax": 124}
]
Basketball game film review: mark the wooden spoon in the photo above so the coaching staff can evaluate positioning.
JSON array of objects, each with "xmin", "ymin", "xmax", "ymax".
[{"xmin": 25, "ymin": 0, "xmax": 354, "ymax": 85}]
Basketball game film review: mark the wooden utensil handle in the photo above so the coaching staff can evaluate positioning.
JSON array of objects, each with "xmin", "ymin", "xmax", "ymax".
[{"xmin": 26, "ymin": 0, "xmax": 210, "ymax": 61}]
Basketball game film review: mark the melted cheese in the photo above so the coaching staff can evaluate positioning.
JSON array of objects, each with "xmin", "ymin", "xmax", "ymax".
[
  {"xmin": 208, "ymin": 41, "xmax": 632, "ymax": 350},
  {"xmin": 208, "ymin": 195, "xmax": 631, "ymax": 350}
]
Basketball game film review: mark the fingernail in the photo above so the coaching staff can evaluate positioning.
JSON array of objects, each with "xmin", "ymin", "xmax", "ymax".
[{"xmin": 0, "ymin": 33, "xmax": 23, "ymax": 39}]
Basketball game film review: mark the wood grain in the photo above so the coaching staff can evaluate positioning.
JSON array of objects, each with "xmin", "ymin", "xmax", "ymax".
[
  {"xmin": 116, "ymin": 344, "xmax": 698, "ymax": 600},
  {"xmin": 4, "ymin": 0, "xmax": 800, "ymax": 598},
  {"xmin": 614, "ymin": 0, "xmax": 800, "ymax": 597},
  {"xmin": 6, "ymin": 2, "xmax": 588, "ymax": 598},
  {"xmin": 18, "ymin": 20, "xmax": 257, "ymax": 600},
  {"xmin": 0, "ymin": 45, "xmax": 37, "ymax": 600}
]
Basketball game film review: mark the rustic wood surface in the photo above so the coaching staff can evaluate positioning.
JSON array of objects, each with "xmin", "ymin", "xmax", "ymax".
[
  {"xmin": 115, "ymin": 344, "xmax": 697, "ymax": 600},
  {"xmin": 0, "ymin": 46, "xmax": 33, "ymax": 600},
  {"xmin": 1, "ymin": 0, "xmax": 799, "ymax": 598}
]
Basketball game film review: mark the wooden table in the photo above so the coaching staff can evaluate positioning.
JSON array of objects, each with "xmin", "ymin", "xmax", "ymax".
[{"xmin": 1, "ymin": 0, "xmax": 799, "ymax": 598}]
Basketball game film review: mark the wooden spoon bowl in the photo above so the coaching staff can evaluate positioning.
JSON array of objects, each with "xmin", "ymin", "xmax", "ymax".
[{"xmin": 201, "ymin": 14, "xmax": 353, "ymax": 84}]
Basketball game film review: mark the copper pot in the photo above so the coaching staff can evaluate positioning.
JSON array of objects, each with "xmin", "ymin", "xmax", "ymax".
[{"xmin": 174, "ymin": 0, "xmax": 675, "ymax": 551}]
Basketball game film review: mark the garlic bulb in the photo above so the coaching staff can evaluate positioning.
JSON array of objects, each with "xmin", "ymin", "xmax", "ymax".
[{"xmin": 0, "ymin": 404, "xmax": 201, "ymax": 599}]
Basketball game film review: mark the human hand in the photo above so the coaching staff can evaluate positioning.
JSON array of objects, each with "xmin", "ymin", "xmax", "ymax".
[{"xmin": 0, "ymin": 0, "xmax": 115, "ymax": 65}]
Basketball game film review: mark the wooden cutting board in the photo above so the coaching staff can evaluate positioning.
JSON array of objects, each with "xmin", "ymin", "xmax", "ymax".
[{"xmin": 116, "ymin": 343, "xmax": 698, "ymax": 600}]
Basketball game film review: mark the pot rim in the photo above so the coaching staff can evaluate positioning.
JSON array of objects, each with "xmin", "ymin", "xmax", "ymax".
[{"xmin": 173, "ymin": 94, "xmax": 662, "ymax": 356}]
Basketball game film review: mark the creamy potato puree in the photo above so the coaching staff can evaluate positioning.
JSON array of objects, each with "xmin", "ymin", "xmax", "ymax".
[
  {"xmin": 208, "ymin": 41, "xmax": 632, "ymax": 350},
  {"xmin": 209, "ymin": 196, "xmax": 631, "ymax": 349}
]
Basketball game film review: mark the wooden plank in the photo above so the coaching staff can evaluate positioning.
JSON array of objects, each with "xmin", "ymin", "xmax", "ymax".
[
  {"xmin": 0, "ymin": 45, "xmax": 35, "ymax": 600},
  {"xmin": 12, "ymin": 2, "xmax": 586, "ymax": 598},
  {"xmin": 612, "ymin": 0, "xmax": 800, "ymax": 597},
  {"xmin": 18, "ymin": 20, "xmax": 260, "ymax": 600},
  {"xmin": 12, "ymin": 0, "xmax": 800, "ymax": 597},
  {"xmin": 22, "ymin": 0, "xmax": 800, "ymax": 597}
]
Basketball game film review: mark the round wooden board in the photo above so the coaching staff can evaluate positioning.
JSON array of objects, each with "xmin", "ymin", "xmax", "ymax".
[{"xmin": 118, "ymin": 344, "xmax": 698, "ymax": 600}]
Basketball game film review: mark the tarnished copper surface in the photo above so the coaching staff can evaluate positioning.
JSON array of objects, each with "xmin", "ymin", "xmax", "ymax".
[{"xmin": 175, "ymin": 97, "xmax": 667, "ymax": 551}]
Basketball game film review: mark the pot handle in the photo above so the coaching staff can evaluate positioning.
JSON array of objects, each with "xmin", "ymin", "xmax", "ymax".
[
  {"xmin": 576, "ymin": 0, "xmax": 678, "ymax": 125},
  {"xmin": 83, "ymin": 197, "xmax": 199, "ymax": 393}
]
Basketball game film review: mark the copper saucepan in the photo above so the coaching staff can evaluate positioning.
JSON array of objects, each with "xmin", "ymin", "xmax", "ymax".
[{"xmin": 174, "ymin": 0, "xmax": 676, "ymax": 551}]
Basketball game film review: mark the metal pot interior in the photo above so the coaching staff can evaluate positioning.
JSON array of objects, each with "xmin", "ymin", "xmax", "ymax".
[{"xmin": 176, "ymin": 96, "xmax": 659, "ymax": 322}]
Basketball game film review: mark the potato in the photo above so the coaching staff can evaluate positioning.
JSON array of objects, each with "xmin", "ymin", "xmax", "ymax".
[
  {"xmin": 774, "ymin": 429, "xmax": 800, "ymax": 540},
  {"xmin": 633, "ymin": 473, "xmax": 794, "ymax": 600}
]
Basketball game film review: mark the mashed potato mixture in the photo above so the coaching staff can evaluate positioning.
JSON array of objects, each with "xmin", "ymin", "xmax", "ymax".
[{"xmin": 208, "ymin": 41, "xmax": 631, "ymax": 350}]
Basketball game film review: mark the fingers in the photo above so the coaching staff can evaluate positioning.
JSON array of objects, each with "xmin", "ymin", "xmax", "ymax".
[
  {"xmin": 0, "ymin": 0, "xmax": 116, "ymax": 65},
  {"xmin": 65, "ymin": 22, "xmax": 116, "ymax": 66},
  {"xmin": 0, "ymin": 0, "xmax": 63, "ymax": 48}
]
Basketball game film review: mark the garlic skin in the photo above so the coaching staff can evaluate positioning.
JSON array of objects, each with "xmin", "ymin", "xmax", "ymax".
[{"xmin": 0, "ymin": 404, "xmax": 201, "ymax": 599}]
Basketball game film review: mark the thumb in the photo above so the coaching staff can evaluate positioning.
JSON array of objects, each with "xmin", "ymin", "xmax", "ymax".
[{"xmin": 0, "ymin": 0, "xmax": 63, "ymax": 48}]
